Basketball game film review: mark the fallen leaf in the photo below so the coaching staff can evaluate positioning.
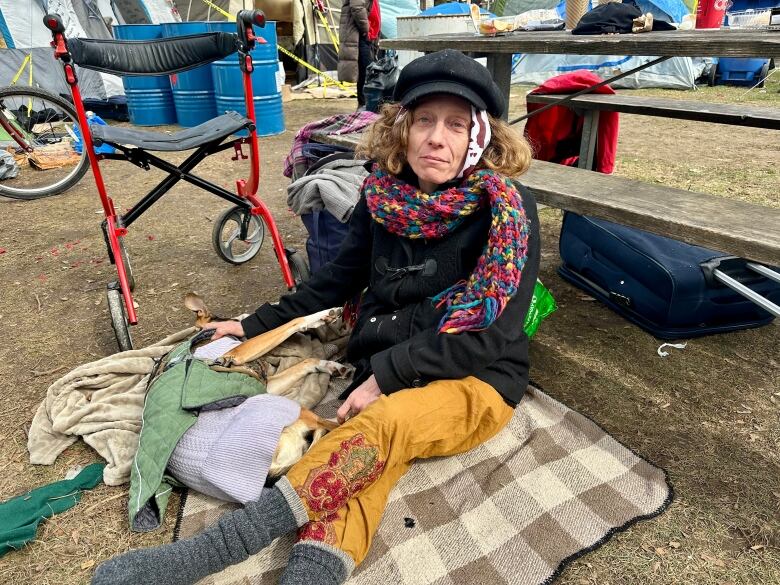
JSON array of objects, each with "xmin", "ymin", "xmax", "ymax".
[
  {"xmin": 71, "ymin": 530, "xmax": 80, "ymax": 544},
  {"xmin": 652, "ymin": 561, "xmax": 661, "ymax": 572},
  {"xmin": 80, "ymin": 560, "xmax": 95, "ymax": 570},
  {"xmin": 750, "ymin": 544, "xmax": 765, "ymax": 551},
  {"xmin": 655, "ymin": 547, "xmax": 667, "ymax": 556},
  {"xmin": 669, "ymin": 541, "xmax": 680, "ymax": 549}
]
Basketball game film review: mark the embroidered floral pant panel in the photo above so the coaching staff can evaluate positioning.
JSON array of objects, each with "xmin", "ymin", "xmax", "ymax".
[{"xmin": 285, "ymin": 376, "xmax": 514, "ymax": 565}]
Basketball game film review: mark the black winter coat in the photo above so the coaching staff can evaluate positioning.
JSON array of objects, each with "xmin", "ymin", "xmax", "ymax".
[{"xmin": 241, "ymin": 181, "xmax": 541, "ymax": 407}]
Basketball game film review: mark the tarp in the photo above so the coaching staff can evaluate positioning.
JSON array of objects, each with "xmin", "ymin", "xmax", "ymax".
[{"xmin": 379, "ymin": 0, "xmax": 419, "ymax": 38}]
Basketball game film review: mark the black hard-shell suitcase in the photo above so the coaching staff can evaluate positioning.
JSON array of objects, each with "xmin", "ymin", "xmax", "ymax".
[{"xmin": 558, "ymin": 212, "xmax": 780, "ymax": 339}]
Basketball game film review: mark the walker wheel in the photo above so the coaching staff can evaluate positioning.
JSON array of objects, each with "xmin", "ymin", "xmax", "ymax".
[
  {"xmin": 285, "ymin": 248, "xmax": 310, "ymax": 290},
  {"xmin": 101, "ymin": 220, "xmax": 135, "ymax": 291},
  {"xmin": 212, "ymin": 206, "xmax": 265, "ymax": 265},
  {"xmin": 107, "ymin": 285, "xmax": 133, "ymax": 352}
]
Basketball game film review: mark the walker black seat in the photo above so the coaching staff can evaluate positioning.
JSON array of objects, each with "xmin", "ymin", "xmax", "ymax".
[
  {"xmin": 68, "ymin": 33, "xmax": 238, "ymax": 76},
  {"xmin": 92, "ymin": 111, "xmax": 253, "ymax": 151}
]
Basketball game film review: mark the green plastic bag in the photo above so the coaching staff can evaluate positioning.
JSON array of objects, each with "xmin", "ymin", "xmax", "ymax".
[{"xmin": 523, "ymin": 279, "xmax": 557, "ymax": 338}]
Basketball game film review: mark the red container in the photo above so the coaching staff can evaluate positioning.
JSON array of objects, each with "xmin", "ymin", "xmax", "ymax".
[{"xmin": 695, "ymin": 0, "xmax": 729, "ymax": 28}]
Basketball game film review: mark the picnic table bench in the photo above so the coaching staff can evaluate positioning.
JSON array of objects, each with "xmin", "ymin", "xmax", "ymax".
[
  {"xmin": 310, "ymin": 131, "xmax": 780, "ymax": 267},
  {"xmin": 525, "ymin": 93, "xmax": 780, "ymax": 129},
  {"xmin": 524, "ymin": 93, "xmax": 780, "ymax": 169}
]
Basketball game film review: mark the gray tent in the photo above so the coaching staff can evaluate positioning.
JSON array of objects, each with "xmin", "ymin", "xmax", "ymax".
[{"xmin": 0, "ymin": 0, "xmax": 125, "ymax": 102}]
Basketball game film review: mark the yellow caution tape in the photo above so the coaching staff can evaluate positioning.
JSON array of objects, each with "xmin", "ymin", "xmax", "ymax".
[
  {"xmin": 200, "ymin": 0, "xmax": 353, "ymax": 92},
  {"xmin": 201, "ymin": 0, "xmax": 231, "ymax": 19},
  {"xmin": 11, "ymin": 54, "xmax": 31, "ymax": 86},
  {"xmin": 313, "ymin": 2, "xmax": 340, "ymax": 52},
  {"xmin": 277, "ymin": 45, "xmax": 353, "ymax": 91}
]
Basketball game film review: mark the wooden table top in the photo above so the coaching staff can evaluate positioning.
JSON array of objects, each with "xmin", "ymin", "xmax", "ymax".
[{"xmin": 381, "ymin": 29, "xmax": 780, "ymax": 59}]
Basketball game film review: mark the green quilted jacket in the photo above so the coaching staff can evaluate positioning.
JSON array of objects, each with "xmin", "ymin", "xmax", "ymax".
[{"xmin": 128, "ymin": 338, "xmax": 265, "ymax": 532}]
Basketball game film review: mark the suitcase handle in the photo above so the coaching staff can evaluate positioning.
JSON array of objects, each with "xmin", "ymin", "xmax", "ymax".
[
  {"xmin": 713, "ymin": 268, "xmax": 780, "ymax": 318},
  {"xmin": 701, "ymin": 257, "xmax": 780, "ymax": 317},
  {"xmin": 700, "ymin": 256, "xmax": 764, "ymax": 287}
]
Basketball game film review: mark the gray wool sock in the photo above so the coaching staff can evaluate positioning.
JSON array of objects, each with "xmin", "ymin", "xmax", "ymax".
[
  {"xmin": 279, "ymin": 541, "xmax": 355, "ymax": 585},
  {"xmin": 92, "ymin": 480, "xmax": 308, "ymax": 585}
]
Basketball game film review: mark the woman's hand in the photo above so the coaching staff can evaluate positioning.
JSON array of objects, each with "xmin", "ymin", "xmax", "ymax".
[
  {"xmin": 337, "ymin": 375, "xmax": 382, "ymax": 423},
  {"xmin": 201, "ymin": 320, "xmax": 245, "ymax": 340}
]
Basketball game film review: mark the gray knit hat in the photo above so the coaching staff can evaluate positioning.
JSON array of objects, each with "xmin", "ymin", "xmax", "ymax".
[{"xmin": 167, "ymin": 394, "xmax": 301, "ymax": 503}]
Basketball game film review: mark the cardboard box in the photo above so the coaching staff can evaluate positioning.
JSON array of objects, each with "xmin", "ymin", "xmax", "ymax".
[{"xmin": 254, "ymin": 0, "xmax": 293, "ymax": 23}]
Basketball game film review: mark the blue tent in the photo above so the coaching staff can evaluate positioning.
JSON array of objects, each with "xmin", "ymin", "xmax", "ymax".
[
  {"xmin": 553, "ymin": 0, "xmax": 689, "ymax": 23},
  {"xmin": 419, "ymin": 2, "xmax": 496, "ymax": 16}
]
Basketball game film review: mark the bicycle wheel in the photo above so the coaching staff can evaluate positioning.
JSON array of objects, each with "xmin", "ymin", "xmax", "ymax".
[{"xmin": 0, "ymin": 86, "xmax": 89, "ymax": 200}]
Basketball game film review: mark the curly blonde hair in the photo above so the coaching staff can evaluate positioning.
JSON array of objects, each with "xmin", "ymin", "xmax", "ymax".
[{"xmin": 355, "ymin": 101, "xmax": 532, "ymax": 178}]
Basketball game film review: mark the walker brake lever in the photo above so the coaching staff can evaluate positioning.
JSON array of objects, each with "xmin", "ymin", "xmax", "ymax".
[{"xmin": 232, "ymin": 142, "xmax": 248, "ymax": 161}]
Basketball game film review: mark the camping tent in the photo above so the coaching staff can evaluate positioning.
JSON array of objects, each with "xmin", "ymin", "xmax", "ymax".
[
  {"xmin": 0, "ymin": 0, "xmax": 128, "ymax": 102},
  {"xmin": 505, "ymin": 0, "xmax": 703, "ymax": 89}
]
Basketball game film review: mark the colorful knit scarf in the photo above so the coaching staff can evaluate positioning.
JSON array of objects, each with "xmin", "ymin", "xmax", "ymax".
[{"xmin": 364, "ymin": 167, "xmax": 529, "ymax": 334}]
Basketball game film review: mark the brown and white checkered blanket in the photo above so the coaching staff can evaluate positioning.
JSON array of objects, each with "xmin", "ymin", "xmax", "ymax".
[{"xmin": 175, "ymin": 380, "xmax": 672, "ymax": 585}]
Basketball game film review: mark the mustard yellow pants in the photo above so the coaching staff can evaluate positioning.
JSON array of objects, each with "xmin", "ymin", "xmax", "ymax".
[{"xmin": 285, "ymin": 376, "xmax": 514, "ymax": 566}]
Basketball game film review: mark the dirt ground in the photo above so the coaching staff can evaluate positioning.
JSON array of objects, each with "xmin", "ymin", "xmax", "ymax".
[{"xmin": 0, "ymin": 80, "xmax": 778, "ymax": 585}]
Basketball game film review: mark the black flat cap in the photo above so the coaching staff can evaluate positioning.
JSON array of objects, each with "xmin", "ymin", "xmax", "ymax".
[{"xmin": 393, "ymin": 49, "xmax": 506, "ymax": 118}]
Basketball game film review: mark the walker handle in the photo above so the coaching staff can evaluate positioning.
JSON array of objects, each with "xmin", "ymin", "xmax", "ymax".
[
  {"xmin": 43, "ymin": 13, "xmax": 66, "ymax": 34},
  {"xmin": 237, "ymin": 9, "xmax": 266, "ymax": 47}
]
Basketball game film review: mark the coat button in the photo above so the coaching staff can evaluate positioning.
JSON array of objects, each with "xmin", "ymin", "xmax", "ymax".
[{"xmin": 411, "ymin": 378, "xmax": 423, "ymax": 387}]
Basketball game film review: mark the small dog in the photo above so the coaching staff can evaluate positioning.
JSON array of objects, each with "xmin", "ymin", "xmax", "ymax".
[{"xmin": 184, "ymin": 293, "xmax": 344, "ymax": 477}]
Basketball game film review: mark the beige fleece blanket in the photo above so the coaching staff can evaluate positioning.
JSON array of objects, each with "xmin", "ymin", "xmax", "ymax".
[
  {"xmin": 28, "ymin": 316, "xmax": 351, "ymax": 487},
  {"xmin": 27, "ymin": 328, "xmax": 197, "ymax": 486}
]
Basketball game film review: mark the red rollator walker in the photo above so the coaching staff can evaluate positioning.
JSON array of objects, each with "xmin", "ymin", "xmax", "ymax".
[{"xmin": 43, "ymin": 10, "xmax": 309, "ymax": 351}]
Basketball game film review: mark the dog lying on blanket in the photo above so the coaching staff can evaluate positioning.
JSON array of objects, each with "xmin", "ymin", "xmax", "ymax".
[{"xmin": 183, "ymin": 293, "xmax": 346, "ymax": 479}]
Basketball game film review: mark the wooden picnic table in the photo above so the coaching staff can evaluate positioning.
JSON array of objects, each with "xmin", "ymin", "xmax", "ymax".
[
  {"xmin": 375, "ymin": 28, "xmax": 780, "ymax": 272},
  {"xmin": 381, "ymin": 30, "xmax": 780, "ymax": 113}
]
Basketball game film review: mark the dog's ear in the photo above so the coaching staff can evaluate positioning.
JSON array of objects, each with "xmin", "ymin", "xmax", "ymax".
[
  {"xmin": 298, "ymin": 408, "xmax": 339, "ymax": 432},
  {"xmin": 184, "ymin": 292, "xmax": 213, "ymax": 327}
]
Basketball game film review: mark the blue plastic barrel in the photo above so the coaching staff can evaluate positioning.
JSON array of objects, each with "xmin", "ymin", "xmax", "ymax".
[
  {"xmin": 209, "ymin": 21, "xmax": 284, "ymax": 136},
  {"xmin": 113, "ymin": 24, "xmax": 177, "ymax": 126},
  {"xmin": 161, "ymin": 22, "xmax": 218, "ymax": 127}
]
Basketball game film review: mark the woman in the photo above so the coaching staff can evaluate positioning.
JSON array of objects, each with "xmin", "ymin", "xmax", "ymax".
[
  {"xmin": 337, "ymin": 0, "xmax": 381, "ymax": 108},
  {"xmin": 93, "ymin": 49, "xmax": 540, "ymax": 585}
]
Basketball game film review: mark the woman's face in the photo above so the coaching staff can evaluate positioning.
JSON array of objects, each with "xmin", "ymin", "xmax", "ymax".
[{"xmin": 406, "ymin": 95, "xmax": 471, "ymax": 193}]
